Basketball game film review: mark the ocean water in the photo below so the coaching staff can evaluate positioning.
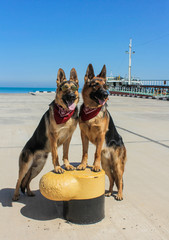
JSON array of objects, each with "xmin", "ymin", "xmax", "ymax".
[
  {"xmin": 0, "ymin": 87, "xmax": 56, "ymax": 93},
  {"xmin": 0, "ymin": 87, "xmax": 82, "ymax": 93}
]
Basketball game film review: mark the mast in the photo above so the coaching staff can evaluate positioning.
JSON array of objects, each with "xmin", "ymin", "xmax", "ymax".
[
  {"xmin": 128, "ymin": 39, "xmax": 132, "ymax": 85},
  {"xmin": 126, "ymin": 39, "xmax": 135, "ymax": 85}
]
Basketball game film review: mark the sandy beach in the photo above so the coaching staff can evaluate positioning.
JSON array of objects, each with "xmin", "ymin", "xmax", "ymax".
[{"xmin": 0, "ymin": 93, "xmax": 169, "ymax": 240}]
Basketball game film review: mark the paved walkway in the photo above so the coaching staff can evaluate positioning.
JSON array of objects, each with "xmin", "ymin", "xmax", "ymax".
[{"xmin": 0, "ymin": 93, "xmax": 169, "ymax": 240}]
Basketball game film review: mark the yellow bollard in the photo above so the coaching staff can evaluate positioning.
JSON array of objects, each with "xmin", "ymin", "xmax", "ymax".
[{"xmin": 39, "ymin": 166, "xmax": 105, "ymax": 224}]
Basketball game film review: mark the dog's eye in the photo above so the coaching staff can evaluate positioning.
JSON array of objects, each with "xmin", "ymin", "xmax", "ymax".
[
  {"xmin": 71, "ymin": 85, "xmax": 78, "ymax": 92},
  {"xmin": 92, "ymin": 82, "xmax": 100, "ymax": 88},
  {"xmin": 61, "ymin": 84, "xmax": 69, "ymax": 92}
]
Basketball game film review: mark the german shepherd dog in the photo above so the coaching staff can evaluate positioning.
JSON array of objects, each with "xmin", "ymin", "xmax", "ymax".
[
  {"xmin": 78, "ymin": 64, "xmax": 127, "ymax": 200},
  {"xmin": 13, "ymin": 68, "xmax": 79, "ymax": 201}
]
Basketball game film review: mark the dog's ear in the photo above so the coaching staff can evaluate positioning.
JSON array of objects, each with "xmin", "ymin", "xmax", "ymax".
[
  {"xmin": 97, "ymin": 65, "xmax": 106, "ymax": 79},
  {"xmin": 84, "ymin": 64, "xmax": 95, "ymax": 83},
  {"xmin": 56, "ymin": 68, "xmax": 66, "ymax": 86},
  {"xmin": 70, "ymin": 68, "xmax": 79, "ymax": 87}
]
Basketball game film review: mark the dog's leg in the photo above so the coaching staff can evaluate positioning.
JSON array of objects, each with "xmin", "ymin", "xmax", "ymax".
[
  {"xmin": 113, "ymin": 146, "xmax": 126, "ymax": 201},
  {"xmin": 49, "ymin": 133, "xmax": 64, "ymax": 173},
  {"xmin": 20, "ymin": 168, "xmax": 32, "ymax": 194},
  {"xmin": 63, "ymin": 136, "xmax": 75, "ymax": 171},
  {"xmin": 26, "ymin": 181, "xmax": 35, "ymax": 197},
  {"xmin": 105, "ymin": 172, "xmax": 114, "ymax": 197},
  {"xmin": 77, "ymin": 132, "xmax": 89, "ymax": 170},
  {"xmin": 13, "ymin": 151, "xmax": 33, "ymax": 201},
  {"xmin": 26, "ymin": 152, "xmax": 48, "ymax": 196},
  {"xmin": 92, "ymin": 135, "xmax": 105, "ymax": 172},
  {"xmin": 114, "ymin": 167, "xmax": 124, "ymax": 201},
  {"xmin": 101, "ymin": 148, "xmax": 114, "ymax": 196}
]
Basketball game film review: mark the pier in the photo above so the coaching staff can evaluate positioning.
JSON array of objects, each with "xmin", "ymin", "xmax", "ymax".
[
  {"xmin": 0, "ymin": 93, "xmax": 169, "ymax": 239},
  {"xmin": 109, "ymin": 80, "xmax": 169, "ymax": 100}
]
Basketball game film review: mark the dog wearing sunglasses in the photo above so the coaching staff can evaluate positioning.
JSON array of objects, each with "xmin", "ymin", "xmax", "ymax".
[
  {"xmin": 77, "ymin": 64, "xmax": 127, "ymax": 200},
  {"xmin": 13, "ymin": 68, "xmax": 79, "ymax": 201}
]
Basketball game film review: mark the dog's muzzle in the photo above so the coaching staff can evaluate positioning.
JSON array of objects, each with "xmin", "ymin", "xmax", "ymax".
[
  {"xmin": 62, "ymin": 92, "xmax": 76, "ymax": 102},
  {"xmin": 97, "ymin": 89, "xmax": 109, "ymax": 100},
  {"xmin": 90, "ymin": 88, "xmax": 109, "ymax": 105},
  {"xmin": 62, "ymin": 92, "xmax": 77, "ymax": 110}
]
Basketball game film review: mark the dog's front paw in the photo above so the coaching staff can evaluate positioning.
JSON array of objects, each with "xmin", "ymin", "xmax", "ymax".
[
  {"xmin": 92, "ymin": 165, "xmax": 101, "ymax": 172},
  {"xmin": 65, "ymin": 164, "xmax": 75, "ymax": 171},
  {"xmin": 54, "ymin": 166, "xmax": 65, "ymax": 174},
  {"xmin": 76, "ymin": 163, "xmax": 87, "ymax": 170}
]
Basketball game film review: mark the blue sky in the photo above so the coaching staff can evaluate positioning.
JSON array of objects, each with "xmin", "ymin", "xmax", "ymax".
[{"xmin": 0, "ymin": 0, "xmax": 169, "ymax": 88}]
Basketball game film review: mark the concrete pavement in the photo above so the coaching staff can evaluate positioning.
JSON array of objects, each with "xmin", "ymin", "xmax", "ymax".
[{"xmin": 0, "ymin": 93, "xmax": 169, "ymax": 240}]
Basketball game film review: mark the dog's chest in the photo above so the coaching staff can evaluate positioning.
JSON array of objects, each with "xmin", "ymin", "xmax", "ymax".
[
  {"xmin": 80, "ymin": 118, "xmax": 105, "ymax": 144},
  {"xmin": 55, "ymin": 118, "xmax": 77, "ymax": 146},
  {"xmin": 79, "ymin": 109, "xmax": 109, "ymax": 145}
]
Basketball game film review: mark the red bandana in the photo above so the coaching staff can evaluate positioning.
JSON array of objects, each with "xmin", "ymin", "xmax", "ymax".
[
  {"xmin": 79, "ymin": 104, "xmax": 102, "ymax": 121},
  {"xmin": 54, "ymin": 104, "xmax": 75, "ymax": 124}
]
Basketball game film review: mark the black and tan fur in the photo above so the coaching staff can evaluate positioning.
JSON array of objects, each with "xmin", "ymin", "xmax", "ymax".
[
  {"xmin": 78, "ymin": 64, "xmax": 127, "ymax": 200},
  {"xmin": 13, "ymin": 68, "xmax": 79, "ymax": 201}
]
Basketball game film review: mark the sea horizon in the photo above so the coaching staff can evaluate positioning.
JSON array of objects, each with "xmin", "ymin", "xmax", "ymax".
[{"xmin": 0, "ymin": 87, "xmax": 82, "ymax": 93}]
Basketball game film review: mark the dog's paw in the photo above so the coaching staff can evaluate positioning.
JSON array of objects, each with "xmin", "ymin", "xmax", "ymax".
[
  {"xmin": 105, "ymin": 191, "xmax": 112, "ymax": 197},
  {"xmin": 76, "ymin": 163, "xmax": 86, "ymax": 170},
  {"xmin": 92, "ymin": 165, "xmax": 101, "ymax": 172},
  {"xmin": 27, "ymin": 191, "xmax": 35, "ymax": 197},
  {"xmin": 65, "ymin": 164, "xmax": 75, "ymax": 171},
  {"xmin": 115, "ymin": 193, "xmax": 123, "ymax": 201},
  {"xmin": 54, "ymin": 166, "xmax": 65, "ymax": 174},
  {"xmin": 12, "ymin": 194, "xmax": 20, "ymax": 201}
]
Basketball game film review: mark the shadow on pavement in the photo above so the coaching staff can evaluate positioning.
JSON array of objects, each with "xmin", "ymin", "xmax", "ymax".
[{"xmin": 0, "ymin": 188, "xmax": 64, "ymax": 221}]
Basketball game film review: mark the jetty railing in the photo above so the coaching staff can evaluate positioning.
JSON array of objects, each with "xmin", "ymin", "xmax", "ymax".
[
  {"xmin": 109, "ymin": 81, "xmax": 169, "ymax": 99},
  {"xmin": 141, "ymin": 80, "xmax": 169, "ymax": 87}
]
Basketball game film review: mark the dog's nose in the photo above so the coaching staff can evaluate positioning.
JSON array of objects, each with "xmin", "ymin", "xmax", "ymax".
[
  {"xmin": 100, "ymin": 89, "xmax": 108, "ymax": 99},
  {"xmin": 67, "ymin": 93, "xmax": 76, "ymax": 101}
]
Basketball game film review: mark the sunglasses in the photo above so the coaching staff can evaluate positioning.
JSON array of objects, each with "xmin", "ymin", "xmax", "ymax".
[{"xmin": 61, "ymin": 83, "xmax": 78, "ymax": 92}]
